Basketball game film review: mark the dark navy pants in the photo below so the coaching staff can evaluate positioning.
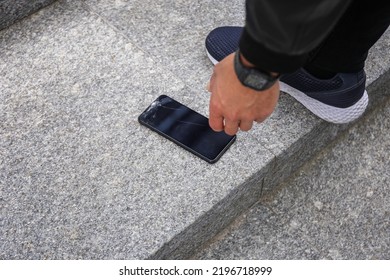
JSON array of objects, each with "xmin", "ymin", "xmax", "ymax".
[{"xmin": 306, "ymin": 0, "xmax": 390, "ymax": 73}]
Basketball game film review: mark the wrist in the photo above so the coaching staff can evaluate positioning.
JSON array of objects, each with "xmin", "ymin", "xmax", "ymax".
[{"xmin": 234, "ymin": 50, "xmax": 280, "ymax": 91}]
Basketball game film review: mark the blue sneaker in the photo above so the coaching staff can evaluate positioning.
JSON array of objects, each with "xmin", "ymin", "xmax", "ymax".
[
  {"xmin": 205, "ymin": 26, "xmax": 243, "ymax": 65},
  {"xmin": 205, "ymin": 26, "xmax": 368, "ymax": 124}
]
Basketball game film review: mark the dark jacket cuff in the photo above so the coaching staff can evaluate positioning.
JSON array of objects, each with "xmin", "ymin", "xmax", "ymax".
[{"xmin": 239, "ymin": 28, "xmax": 309, "ymax": 74}]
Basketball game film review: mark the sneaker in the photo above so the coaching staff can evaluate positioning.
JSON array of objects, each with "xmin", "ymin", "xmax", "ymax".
[
  {"xmin": 206, "ymin": 26, "xmax": 243, "ymax": 65},
  {"xmin": 205, "ymin": 26, "xmax": 368, "ymax": 124}
]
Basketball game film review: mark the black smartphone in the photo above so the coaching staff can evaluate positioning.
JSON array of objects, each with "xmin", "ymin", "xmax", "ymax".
[{"xmin": 138, "ymin": 95, "xmax": 236, "ymax": 163}]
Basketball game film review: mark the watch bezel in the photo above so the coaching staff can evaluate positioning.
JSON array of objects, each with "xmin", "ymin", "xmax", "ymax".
[{"xmin": 243, "ymin": 68, "xmax": 273, "ymax": 90}]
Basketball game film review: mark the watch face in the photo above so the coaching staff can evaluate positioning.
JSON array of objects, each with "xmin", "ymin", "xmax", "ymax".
[{"xmin": 244, "ymin": 73, "xmax": 268, "ymax": 90}]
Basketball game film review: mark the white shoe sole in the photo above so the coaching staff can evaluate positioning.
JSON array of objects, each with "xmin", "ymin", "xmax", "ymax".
[
  {"xmin": 280, "ymin": 82, "xmax": 369, "ymax": 124},
  {"xmin": 206, "ymin": 50, "xmax": 219, "ymax": 65}
]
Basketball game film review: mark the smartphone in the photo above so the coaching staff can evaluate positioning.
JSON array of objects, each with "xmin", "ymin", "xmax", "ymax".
[{"xmin": 138, "ymin": 95, "xmax": 236, "ymax": 163}]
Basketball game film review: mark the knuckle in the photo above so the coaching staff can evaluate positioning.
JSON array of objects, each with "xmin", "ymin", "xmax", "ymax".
[{"xmin": 227, "ymin": 111, "xmax": 240, "ymax": 122}]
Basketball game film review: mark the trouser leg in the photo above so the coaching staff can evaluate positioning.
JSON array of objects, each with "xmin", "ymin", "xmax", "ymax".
[{"xmin": 305, "ymin": 0, "xmax": 390, "ymax": 74}]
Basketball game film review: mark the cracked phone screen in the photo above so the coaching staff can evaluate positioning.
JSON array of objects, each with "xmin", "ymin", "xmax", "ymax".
[{"xmin": 138, "ymin": 95, "xmax": 236, "ymax": 163}]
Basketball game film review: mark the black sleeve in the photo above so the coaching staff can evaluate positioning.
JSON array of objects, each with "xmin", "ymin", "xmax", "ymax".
[{"xmin": 239, "ymin": 0, "xmax": 352, "ymax": 73}]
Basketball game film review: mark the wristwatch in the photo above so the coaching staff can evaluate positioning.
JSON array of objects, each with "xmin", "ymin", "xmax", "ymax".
[{"xmin": 234, "ymin": 50, "xmax": 280, "ymax": 91}]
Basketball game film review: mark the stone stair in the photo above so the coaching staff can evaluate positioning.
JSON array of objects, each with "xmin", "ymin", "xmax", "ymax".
[{"xmin": 1, "ymin": 0, "xmax": 389, "ymax": 259}]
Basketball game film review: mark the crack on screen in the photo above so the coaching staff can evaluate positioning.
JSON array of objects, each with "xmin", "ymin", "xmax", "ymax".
[
  {"xmin": 143, "ymin": 96, "xmax": 207, "ymax": 128},
  {"xmin": 159, "ymin": 105, "xmax": 183, "ymax": 111},
  {"xmin": 176, "ymin": 120, "xmax": 207, "ymax": 127},
  {"xmin": 145, "ymin": 97, "xmax": 185, "ymax": 119}
]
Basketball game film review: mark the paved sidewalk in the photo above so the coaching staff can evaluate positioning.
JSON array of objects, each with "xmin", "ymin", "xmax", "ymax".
[
  {"xmin": 198, "ymin": 96, "xmax": 390, "ymax": 259},
  {"xmin": 1, "ymin": 0, "xmax": 389, "ymax": 259}
]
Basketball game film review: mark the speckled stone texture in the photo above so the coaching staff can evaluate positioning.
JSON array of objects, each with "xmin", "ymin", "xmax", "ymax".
[
  {"xmin": 198, "ymin": 93, "xmax": 390, "ymax": 260},
  {"xmin": 0, "ymin": 0, "xmax": 57, "ymax": 30},
  {"xmin": 1, "ymin": 0, "xmax": 273, "ymax": 260},
  {"xmin": 1, "ymin": 0, "xmax": 389, "ymax": 260}
]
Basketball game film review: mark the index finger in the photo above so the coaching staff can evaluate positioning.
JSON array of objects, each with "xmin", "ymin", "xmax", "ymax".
[{"xmin": 209, "ymin": 101, "xmax": 224, "ymax": 132}]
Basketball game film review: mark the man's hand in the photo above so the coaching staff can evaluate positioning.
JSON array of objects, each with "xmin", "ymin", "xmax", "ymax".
[{"xmin": 207, "ymin": 53, "xmax": 280, "ymax": 136}]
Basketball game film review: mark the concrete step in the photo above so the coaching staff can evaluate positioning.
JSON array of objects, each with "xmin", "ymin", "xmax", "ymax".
[
  {"xmin": 0, "ymin": 0, "xmax": 57, "ymax": 30},
  {"xmin": 197, "ymin": 95, "xmax": 390, "ymax": 260},
  {"xmin": 1, "ymin": 0, "xmax": 389, "ymax": 259}
]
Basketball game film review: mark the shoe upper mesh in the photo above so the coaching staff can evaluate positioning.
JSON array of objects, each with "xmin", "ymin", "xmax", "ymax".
[
  {"xmin": 281, "ymin": 71, "xmax": 343, "ymax": 92},
  {"xmin": 280, "ymin": 69, "xmax": 366, "ymax": 108},
  {"xmin": 206, "ymin": 27, "xmax": 243, "ymax": 62}
]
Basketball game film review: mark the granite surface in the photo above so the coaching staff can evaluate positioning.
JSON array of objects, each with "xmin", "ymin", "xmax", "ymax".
[
  {"xmin": 82, "ymin": 0, "xmax": 390, "ymax": 156},
  {"xmin": 0, "ymin": 0, "xmax": 57, "ymax": 30},
  {"xmin": 198, "ymin": 96, "xmax": 390, "ymax": 260},
  {"xmin": 1, "ymin": 0, "xmax": 389, "ymax": 260},
  {"xmin": 1, "ymin": 0, "xmax": 273, "ymax": 259}
]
